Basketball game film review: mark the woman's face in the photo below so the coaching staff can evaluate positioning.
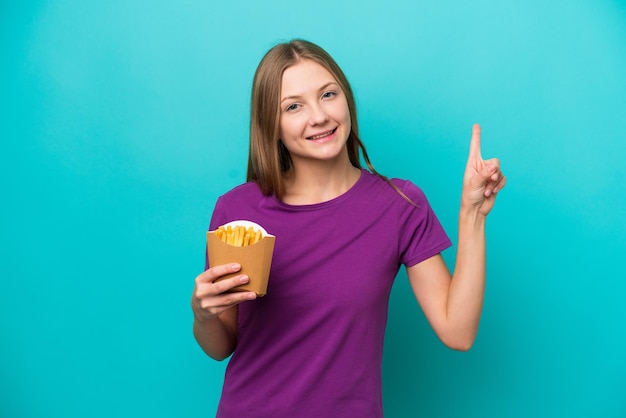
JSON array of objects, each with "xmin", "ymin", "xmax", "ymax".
[{"xmin": 278, "ymin": 59, "xmax": 351, "ymax": 167}]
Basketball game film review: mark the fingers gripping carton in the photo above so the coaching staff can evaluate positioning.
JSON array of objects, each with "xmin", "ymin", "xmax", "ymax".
[{"xmin": 207, "ymin": 220, "xmax": 275, "ymax": 297}]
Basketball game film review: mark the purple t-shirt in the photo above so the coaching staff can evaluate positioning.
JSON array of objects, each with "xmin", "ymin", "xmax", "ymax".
[{"xmin": 208, "ymin": 170, "xmax": 451, "ymax": 418}]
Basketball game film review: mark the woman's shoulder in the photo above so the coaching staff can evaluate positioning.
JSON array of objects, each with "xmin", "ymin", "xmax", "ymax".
[
  {"xmin": 390, "ymin": 177, "xmax": 427, "ymax": 201},
  {"xmin": 361, "ymin": 170, "xmax": 428, "ymax": 205},
  {"xmin": 217, "ymin": 181, "xmax": 266, "ymax": 203},
  {"xmin": 222, "ymin": 181, "xmax": 260, "ymax": 194}
]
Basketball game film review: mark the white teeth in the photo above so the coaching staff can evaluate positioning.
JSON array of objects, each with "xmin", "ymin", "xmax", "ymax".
[
  {"xmin": 308, "ymin": 129, "xmax": 335, "ymax": 140},
  {"xmin": 310, "ymin": 133, "xmax": 329, "ymax": 140}
]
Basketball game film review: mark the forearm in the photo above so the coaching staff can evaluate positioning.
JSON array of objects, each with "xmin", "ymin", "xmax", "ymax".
[
  {"xmin": 446, "ymin": 208, "xmax": 487, "ymax": 349},
  {"xmin": 193, "ymin": 314, "xmax": 237, "ymax": 361}
]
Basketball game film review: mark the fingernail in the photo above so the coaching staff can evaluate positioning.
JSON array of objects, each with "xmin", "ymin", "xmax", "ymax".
[
  {"xmin": 239, "ymin": 275, "xmax": 249, "ymax": 283},
  {"xmin": 231, "ymin": 263, "xmax": 241, "ymax": 271}
]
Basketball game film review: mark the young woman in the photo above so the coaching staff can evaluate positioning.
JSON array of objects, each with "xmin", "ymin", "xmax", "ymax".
[{"xmin": 191, "ymin": 39, "xmax": 505, "ymax": 417}]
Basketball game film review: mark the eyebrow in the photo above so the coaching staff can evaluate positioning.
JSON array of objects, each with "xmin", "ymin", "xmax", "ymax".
[{"xmin": 280, "ymin": 82, "xmax": 339, "ymax": 104}]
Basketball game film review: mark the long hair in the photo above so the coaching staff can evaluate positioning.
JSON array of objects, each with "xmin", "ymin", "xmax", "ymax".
[{"xmin": 246, "ymin": 39, "xmax": 407, "ymax": 202}]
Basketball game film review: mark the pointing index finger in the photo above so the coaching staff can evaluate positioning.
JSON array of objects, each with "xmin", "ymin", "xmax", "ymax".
[{"xmin": 469, "ymin": 123, "xmax": 482, "ymax": 160}]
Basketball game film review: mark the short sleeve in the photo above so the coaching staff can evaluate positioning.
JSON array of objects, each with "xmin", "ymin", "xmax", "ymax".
[
  {"xmin": 204, "ymin": 196, "xmax": 229, "ymax": 270},
  {"xmin": 209, "ymin": 196, "xmax": 229, "ymax": 231},
  {"xmin": 395, "ymin": 180, "xmax": 452, "ymax": 267}
]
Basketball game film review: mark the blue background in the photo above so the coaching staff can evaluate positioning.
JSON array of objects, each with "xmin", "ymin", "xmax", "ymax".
[{"xmin": 2, "ymin": 1, "xmax": 625, "ymax": 417}]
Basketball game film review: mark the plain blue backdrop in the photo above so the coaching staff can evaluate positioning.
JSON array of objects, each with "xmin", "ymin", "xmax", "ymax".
[{"xmin": 2, "ymin": 1, "xmax": 625, "ymax": 417}]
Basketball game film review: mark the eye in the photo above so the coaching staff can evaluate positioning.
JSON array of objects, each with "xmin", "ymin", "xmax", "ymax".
[
  {"xmin": 321, "ymin": 91, "xmax": 337, "ymax": 99},
  {"xmin": 285, "ymin": 103, "xmax": 300, "ymax": 112}
]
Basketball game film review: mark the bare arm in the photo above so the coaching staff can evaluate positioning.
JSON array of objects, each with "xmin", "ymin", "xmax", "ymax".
[
  {"xmin": 407, "ymin": 213, "xmax": 486, "ymax": 351},
  {"xmin": 191, "ymin": 263, "xmax": 257, "ymax": 360},
  {"xmin": 407, "ymin": 124, "xmax": 506, "ymax": 351}
]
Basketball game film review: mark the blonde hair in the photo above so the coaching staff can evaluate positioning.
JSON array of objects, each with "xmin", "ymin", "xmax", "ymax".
[{"xmin": 246, "ymin": 39, "xmax": 407, "ymax": 202}]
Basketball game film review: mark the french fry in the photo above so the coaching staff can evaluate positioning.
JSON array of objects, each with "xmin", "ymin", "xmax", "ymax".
[
  {"xmin": 233, "ymin": 226, "xmax": 238, "ymax": 245},
  {"xmin": 236, "ymin": 226, "xmax": 245, "ymax": 246},
  {"xmin": 215, "ymin": 223, "xmax": 265, "ymax": 247},
  {"xmin": 226, "ymin": 227, "xmax": 234, "ymax": 245},
  {"xmin": 216, "ymin": 226, "xmax": 226, "ymax": 241}
]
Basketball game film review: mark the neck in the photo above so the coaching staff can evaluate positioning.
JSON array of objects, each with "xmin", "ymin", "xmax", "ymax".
[{"xmin": 282, "ymin": 159, "xmax": 362, "ymax": 205}]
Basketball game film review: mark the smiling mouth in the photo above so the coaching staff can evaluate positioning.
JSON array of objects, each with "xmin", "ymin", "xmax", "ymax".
[{"xmin": 306, "ymin": 128, "xmax": 337, "ymax": 140}]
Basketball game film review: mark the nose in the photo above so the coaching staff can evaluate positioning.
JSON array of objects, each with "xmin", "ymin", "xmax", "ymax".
[{"xmin": 308, "ymin": 103, "xmax": 329, "ymax": 126}]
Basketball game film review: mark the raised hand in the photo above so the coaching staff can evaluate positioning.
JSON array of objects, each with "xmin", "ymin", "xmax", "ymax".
[{"xmin": 462, "ymin": 124, "xmax": 506, "ymax": 216}]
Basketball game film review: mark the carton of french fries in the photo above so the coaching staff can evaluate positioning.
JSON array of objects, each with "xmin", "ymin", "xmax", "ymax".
[{"xmin": 207, "ymin": 220, "xmax": 275, "ymax": 296}]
